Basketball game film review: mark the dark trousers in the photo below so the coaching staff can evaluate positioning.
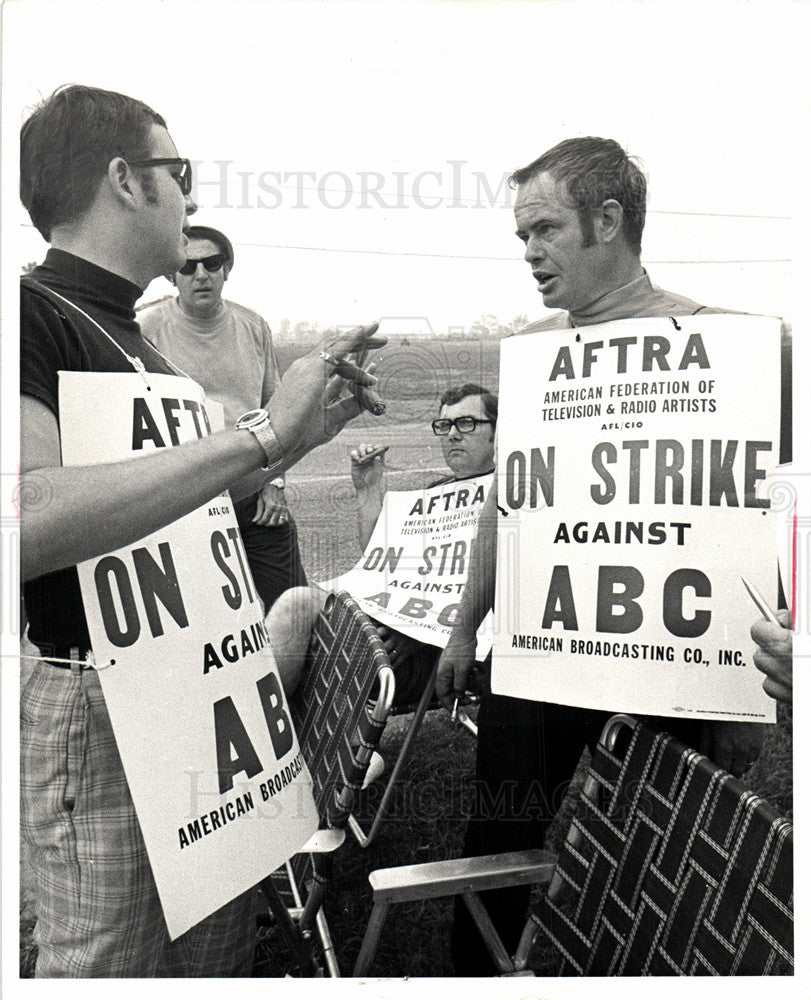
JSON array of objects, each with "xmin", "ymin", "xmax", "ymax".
[
  {"xmin": 234, "ymin": 494, "xmax": 308, "ymax": 612},
  {"xmin": 451, "ymin": 683, "xmax": 703, "ymax": 975}
]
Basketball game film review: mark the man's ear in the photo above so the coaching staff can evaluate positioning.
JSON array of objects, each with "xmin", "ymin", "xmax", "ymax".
[
  {"xmin": 168, "ymin": 272, "xmax": 177, "ymax": 285},
  {"xmin": 107, "ymin": 157, "xmax": 138, "ymax": 209},
  {"xmin": 223, "ymin": 265, "xmax": 231, "ymax": 282},
  {"xmin": 599, "ymin": 199, "xmax": 624, "ymax": 243}
]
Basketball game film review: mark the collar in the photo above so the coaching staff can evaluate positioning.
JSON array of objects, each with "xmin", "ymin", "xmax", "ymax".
[
  {"xmin": 174, "ymin": 296, "xmax": 227, "ymax": 327},
  {"xmin": 568, "ymin": 271, "xmax": 655, "ymax": 327},
  {"xmin": 38, "ymin": 248, "xmax": 143, "ymax": 317}
]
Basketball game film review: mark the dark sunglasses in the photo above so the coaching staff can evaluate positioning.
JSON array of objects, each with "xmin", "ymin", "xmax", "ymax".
[
  {"xmin": 432, "ymin": 416, "xmax": 493, "ymax": 436},
  {"xmin": 127, "ymin": 157, "xmax": 193, "ymax": 196},
  {"xmin": 177, "ymin": 253, "xmax": 226, "ymax": 276}
]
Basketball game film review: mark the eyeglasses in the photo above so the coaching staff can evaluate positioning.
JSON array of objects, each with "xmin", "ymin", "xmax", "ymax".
[
  {"xmin": 432, "ymin": 416, "xmax": 494, "ymax": 436},
  {"xmin": 177, "ymin": 253, "xmax": 225, "ymax": 276},
  {"xmin": 127, "ymin": 157, "xmax": 193, "ymax": 196}
]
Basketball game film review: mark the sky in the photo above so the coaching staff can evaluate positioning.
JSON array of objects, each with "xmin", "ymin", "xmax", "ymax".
[
  {"xmin": 2, "ymin": 2, "xmax": 810, "ymax": 996},
  {"xmin": 3, "ymin": 0, "xmax": 805, "ymax": 336}
]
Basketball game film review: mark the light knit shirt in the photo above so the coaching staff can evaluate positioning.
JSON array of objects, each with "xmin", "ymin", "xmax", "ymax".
[
  {"xmin": 138, "ymin": 296, "xmax": 280, "ymax": 426},
  {"xmin": 519, "ymin": 271, "xmax": 719, "ymax": 332}
]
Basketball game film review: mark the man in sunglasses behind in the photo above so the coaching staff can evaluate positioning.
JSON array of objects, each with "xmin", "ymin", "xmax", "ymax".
[
  {"xmin": 350, "ymin": 384, "xmax": 497, "ymax": 703},
  {"xmin": 139, "ymin": 225, "xmax": 307, "ymax": 612}
]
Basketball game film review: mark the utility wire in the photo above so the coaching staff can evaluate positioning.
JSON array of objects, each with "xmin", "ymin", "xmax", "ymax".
[
  {"xmin": 189, "ymin": 178, "xmax": 792, "ymax": 220},
  {"xmin": 238, "ymin": 240, "xmax": 790, "ymax": 264},
  {"xmin": 23, "ymin": 222, "xmax": 791, "ymax": 264},
  {"xmin": 18, "ymin": 223, "xmax": 790, "ymax": 264}
]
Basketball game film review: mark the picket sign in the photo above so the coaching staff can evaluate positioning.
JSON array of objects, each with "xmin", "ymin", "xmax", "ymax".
[
  {"xmin": 59, "ymin": 370, "xmax": 318, "ymax": 939},
  {"xmin": 323, "ymin": 472, "xmax": 494, "ymax": 660},
  {"xmin": 492, "ymin": 314, "xmax": 781, "ymax": 722}
]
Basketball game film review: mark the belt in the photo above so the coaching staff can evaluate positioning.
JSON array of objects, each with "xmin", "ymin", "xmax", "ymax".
[{"xmin": 33, "ymin": 642, "xmax": 94, "ymax": 670}]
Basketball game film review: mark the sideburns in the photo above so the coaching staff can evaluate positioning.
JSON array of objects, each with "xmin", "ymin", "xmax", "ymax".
[
  {"xmin": 139, "ymin": 167, "xmax": 159, "ymax": 206},
  {"xmin": 577, "ymin": 208, "xmax": 597, "ymax": 248}
]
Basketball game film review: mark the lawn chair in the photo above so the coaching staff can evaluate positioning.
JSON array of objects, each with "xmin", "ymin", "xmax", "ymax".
[
  {"xmin": 347, "ymin": 654, "xmax": 478, "ymax": 849},
  {"xmin": 353, "ymin": 713, "xmax": 793, "ymax": 977},
  {"xmin": 257, "ymin": 591, "xmax": 395, "ymax": 977}
]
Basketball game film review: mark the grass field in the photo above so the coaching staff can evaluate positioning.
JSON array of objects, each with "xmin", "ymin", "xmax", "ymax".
[{"xmin": 20, "ymin": 337, "xmax": 793, "ymax": 978}]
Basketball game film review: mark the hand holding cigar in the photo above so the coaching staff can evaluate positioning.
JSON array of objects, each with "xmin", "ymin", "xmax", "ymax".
[
  {"xmin": 352, "ymin": 384, "xmax": 387, "ymax": 417},
  {"xmin": 351, "ymin": 338, "xmax": 388, "ymax": 416},
  {"xmin": 355, "ymin": 445, "xmax": 389, "ymax": 466},
  {"xmin": 319, "ymin": 349, "xmax": 387, "ymax": 415},
  {"xmin": 319, "ymin": 351, "xmax": 376, "ymax": 385}
]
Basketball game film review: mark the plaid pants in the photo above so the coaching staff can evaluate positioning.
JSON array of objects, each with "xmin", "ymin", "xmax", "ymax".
[{"xmin": 20, "ymin": 658, "xmax": 256, "ymax": 977}]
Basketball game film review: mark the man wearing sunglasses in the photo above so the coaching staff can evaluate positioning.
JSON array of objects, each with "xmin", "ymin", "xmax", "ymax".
[
  {"xmin": 140, "ymin": 225, "xmax": 307, "ymax": 613},
  {"xmin": 19, "ymin": 84, "xmax": 380, "ymax": 979},
  {"xmin": 350, "ymin": 384, "xmax": 496, "ymax": 702}
]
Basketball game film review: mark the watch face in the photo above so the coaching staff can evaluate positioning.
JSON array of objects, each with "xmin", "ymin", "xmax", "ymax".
[{"xmin": 237, "ymin": 408, "xmax": 268, "ymax": 429}]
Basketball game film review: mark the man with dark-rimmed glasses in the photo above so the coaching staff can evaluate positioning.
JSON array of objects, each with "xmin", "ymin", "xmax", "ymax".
[
  {"xmin": 350, "ymin": 383, "xmax": 496, "ymax": 700},
  {"xmin": 19, "ymin": 83, "xmax": 380, "ymax": 978}
]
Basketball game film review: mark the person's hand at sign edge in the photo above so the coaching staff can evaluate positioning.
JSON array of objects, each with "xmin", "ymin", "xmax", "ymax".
[
  {"xmin": 374, "ymin": 624, "xmax": 422, "ymax": 665},
  {"xmin": 752, "ymin": 609, "xmax": 792, "ymax": 703},
  {"xmin": 253, "ymin": 479, "xmax": 289, "ymax": 526},
  {"xmin": 700, "ymin": 720, "xmax": 768, "ymax": 778},
  {"xmin": 436, "ymin": 627, "xmax": 478, "ymax": 713}
]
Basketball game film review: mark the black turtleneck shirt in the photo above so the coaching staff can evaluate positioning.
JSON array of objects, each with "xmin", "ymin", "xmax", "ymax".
[{"xmin": 21, "ymin": 249, "xmax": 175, "ymax": 653}]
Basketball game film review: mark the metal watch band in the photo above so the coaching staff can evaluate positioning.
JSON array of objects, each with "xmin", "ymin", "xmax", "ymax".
[{"xmin": 235, "ymin": 409, "xmax": 284, "ymax": 470}]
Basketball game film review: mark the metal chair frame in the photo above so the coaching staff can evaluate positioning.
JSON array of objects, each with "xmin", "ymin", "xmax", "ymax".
[
  {"xmin": 257, "ymin": 591, "xmax": 395, "ymax": 976},
  {"xmin": 353, "ymin": 714, "xmax": 794, "ymax": 977},
  {"xmin": 348, "ymin": 659, "xmax": 477, "ymax": 849}
]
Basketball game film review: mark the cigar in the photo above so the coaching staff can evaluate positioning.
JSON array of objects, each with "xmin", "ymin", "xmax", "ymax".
[
  {"xmin": 320, "ymin": 352, "xmax": 377, "ymax": 386},
  {"xmin": 355, "ymin": 445, "xmax": 389, "ymax": 466},
  {"xmin": 352, "ymin": 382, "xmax": 387, "ymax": 416},
  {"xmin": 319, "ymin": 349, "xmax": 387, "ymax": 414},
  {"xmin": 350, "ymin": 342, "xmax": 387, "ymax": 414}
]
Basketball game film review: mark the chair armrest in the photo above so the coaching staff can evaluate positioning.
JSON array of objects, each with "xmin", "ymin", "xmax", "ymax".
[
  {"xmin": 297, "ymin": 828, "xmax": 346, "ymax": 854},
  {"xmin": 368, "ymin": 848, "xmax": 557, "ymax": 904}
]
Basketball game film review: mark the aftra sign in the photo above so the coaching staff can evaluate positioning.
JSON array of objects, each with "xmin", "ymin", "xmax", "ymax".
[
  {"xmin": 492, "ymin": 315, "xmax": 783, "ymax": 722},
  {"xmin": 59, "ymin": 371, "xmax": 317, "ymax": 939},
  {"xmin": 501, "ymin": 437, "xmax": 772, "ymax": 513},
  {"xmin": 323, "ymin": 473, "xmax": 494, "ymax": 659}
]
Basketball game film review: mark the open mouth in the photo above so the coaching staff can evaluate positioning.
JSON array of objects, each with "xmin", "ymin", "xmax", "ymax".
[{"xmin": 533, "ymin": 272, "xmax": 556, "ymax": 288}]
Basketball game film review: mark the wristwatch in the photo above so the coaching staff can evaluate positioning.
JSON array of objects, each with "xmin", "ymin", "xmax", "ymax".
[{"xmin": 235, "ymin": 408, "xmax": 283, "ymax": 470}]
